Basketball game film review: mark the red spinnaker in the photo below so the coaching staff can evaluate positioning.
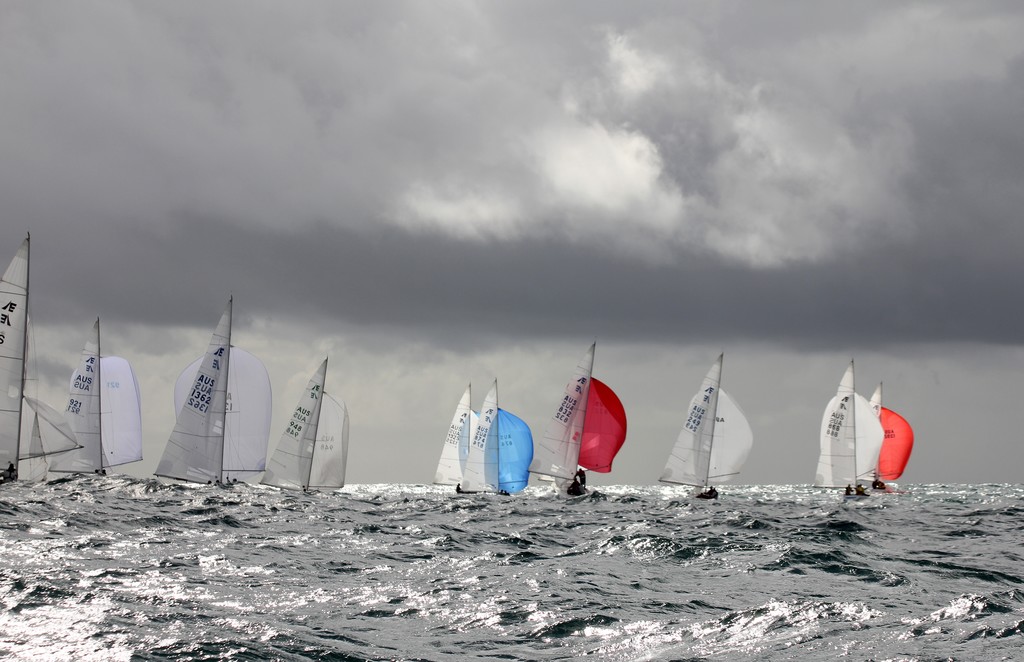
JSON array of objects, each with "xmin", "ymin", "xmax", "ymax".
[
  {"xmin": 877, "ymin": 407, "xmax": 914, "ymax": 480},
  {"xmin": 577, "ymin": 378, "xmax": 627, "ymax": 473}
]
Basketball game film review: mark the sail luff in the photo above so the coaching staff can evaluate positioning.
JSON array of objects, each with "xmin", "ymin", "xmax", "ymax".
[{"xmin": 303, "ymin": 357, "xmax": 327, "ymax": 489}]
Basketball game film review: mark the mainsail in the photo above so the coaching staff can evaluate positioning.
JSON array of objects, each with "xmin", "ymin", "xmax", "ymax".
[
  {"xmin": 0, "ymin": 236, "xmax": 80, "ymax": 478},
  {"xmin": 815, "ymin": 361, "xmax": 884, "ymax": 487},
  {"xmin": 0, "ymin": 238, "xmax": 30, "ymax": 468},
  {"xmin": 155, "ymin": 300, "xmax": 233, "ymax": 484},
  {"xmin": 262, "ymin": 359, "xmax": 349, "ymax": 490},
  {"xmin": 660, "ymin": 354, "xmax": 753, "ymax": 488},
  {"xmin": 528, "ymin": 343, "xmax": 595, "ymax": 481}
]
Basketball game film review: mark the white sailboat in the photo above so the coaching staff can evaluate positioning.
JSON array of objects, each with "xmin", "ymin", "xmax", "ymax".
[
  {"xmin": 49, "ymin": 318, "xmax": 143, "ymax": 475},
  {"xmin": 434, "ymin": 383, "xmax": 472, "ymax": 486},
  {"xmin": 528, "ymin": 343, "xmax": 595, "ymax": 486},
  {"xmin": 814, "ymin": 360, "xmax": 884, "ymax": 492},
  {"xmin": 659, "ymin": 354, "xmax": 753, "ymax": 497},
  {"xmin": 156, "ymin": 298, "xmax": 272, "ymax": 484},
  {"xmin": 0, "ymin": 236, "xmax": 80, "ymax": 482},
  {"xmin": 262, "ymin": 358, "xmax": 349, "ymax": 491},
  {"xmin": 461, "ymin": 380, "xmax": 499, "ymax": 493}
]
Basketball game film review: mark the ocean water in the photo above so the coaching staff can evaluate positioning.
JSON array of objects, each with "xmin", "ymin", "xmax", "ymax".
[{"xmin": 0, "ymin": 478, "xmax": 1021, "ymax": 661}]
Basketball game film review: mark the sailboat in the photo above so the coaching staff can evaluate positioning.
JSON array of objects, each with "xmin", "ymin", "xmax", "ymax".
[
  {"xmin": 528, "ymin": 343, "xmax": 627, "ymax": 494},
  {"xmin": 49, "ymin": 318, "xmax": 143, "ymax": 475},
  {"xmin": 262, "ymin": 358, "xmax": 350, "ymax": 491},
  {"xmin": 659, "ymin": 353, "xmax": 753, "ymax": 498},
  {"xmin": 456, "ymin": 380, "xmax": 533, "ymax": 494},
  {"xmin": 0, "ymin": 236, "xmax": 80, "ymax": 483},
  {"xmin": 434, "ymin": 384, "xmax": 472, "ymax": 486},
  {"xmin": 814, "ymin": 361, "xmax": 884, "ymax": 497},
  {"xmin": 155, "ymin": 298, "xmax": 272, "ymax": 484},
  {"xmin": 868, "ymin": 383, "xmax": 914, "ymax": 491}
]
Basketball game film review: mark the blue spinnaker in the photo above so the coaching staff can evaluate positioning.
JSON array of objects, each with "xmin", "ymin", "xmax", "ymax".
[{"xmin": 497, "ymin": 409, "xmax": 533, "ymax": 494}]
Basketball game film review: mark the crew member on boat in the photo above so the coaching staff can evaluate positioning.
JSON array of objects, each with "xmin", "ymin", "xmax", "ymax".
[
  {"xmin": 697, "ymin": 485, "xmax": 718, "ymax": 499},
  {"xmin": 574, "ymin": 468, "xmax": 587, "ymax": 489},
  {"xmin": 567, "ymin": 476, "xmax": 584, "ymax": 496},
  {"xmin": 871, "ymin": 478, "xmax": 886, "ymax": 490},
  {"xmin": 855, "ymin": 484, "xmax": 867, "ymax": 496}
]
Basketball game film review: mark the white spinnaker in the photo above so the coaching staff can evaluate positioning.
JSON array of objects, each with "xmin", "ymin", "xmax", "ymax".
[
  {"xmin": 173, "ymin": 346, "xmax": 272, "ymax": 482},
  {"xmin": 463, "ymin": 381, "xmax": 497, "ymax": 493},
  {"xmin": 262, "ymin": 359, "xmax": 327, "ymax": 490},
  {"xmin": 434, "ymin": 384, "xmax": 471, "ymax": 485},
  {"xmin": 0, "ymin": 238, "xmax": 29, "ymax": 467},
  {"xmin": 156, "ymin": 300, "xmax": 232, "ymax": 484},
  {"xmin": 660, "ymin": 355, "xmax": 722, "ymax": 487},
  {"xmin": 529, "ymin": 343, "xmax": 594, "ymax": 481},
  {"xmin": 99, "ymin": 356, "xmax": 143, "ymax": 467},
  {"xmin": 308, "ymin": 392, "xmax": 348, "ymax": 489},
  {"xmin": 50, "ymin": 320, "xmax": 102, "ymax": 473},
  {"xmin": 706, "ymin": 390, "xmax": 754, "ymax": 483}
]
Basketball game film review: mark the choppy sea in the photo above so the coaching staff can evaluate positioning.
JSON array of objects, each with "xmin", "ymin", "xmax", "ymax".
[{"xmin": 0, "ymin": 478, "xmax": 1021, "ymax": 661}]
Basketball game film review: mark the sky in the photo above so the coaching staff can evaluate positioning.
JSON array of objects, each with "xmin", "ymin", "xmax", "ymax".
[{"xmin": 2, "ymin": 2, "xmax": 1023, "ymax": 486}]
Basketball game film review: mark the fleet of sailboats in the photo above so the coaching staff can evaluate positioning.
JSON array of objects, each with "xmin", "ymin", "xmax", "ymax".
[
  {"xmin": 3, "ymin": 235, "xmax": 931, "ymax": 494},
  {"xmin": 443, "ymin": 381, "xmax": 534, "ymax": 494}
]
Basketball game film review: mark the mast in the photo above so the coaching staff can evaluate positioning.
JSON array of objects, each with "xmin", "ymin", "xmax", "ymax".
[
  {"xmin": 96, "ymin": 317, "xmax": 104, "ymax": 471},
  {"xmin": 219, "ymin": 296, "xmax": 233, "ymax": 483},
  {"xmin": 701, "ymin": 353, "xmax": 724, "ymax": 488},
  {"xmin": 15, "ymin": 234, "xmax": 30, "ymax": 463}
]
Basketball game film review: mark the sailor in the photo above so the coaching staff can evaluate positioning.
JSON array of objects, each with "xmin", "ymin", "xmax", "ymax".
[
  {"xmin": 855, "ymin": 484, "xmax": 867, "ymax": 496},
  {"xmin": 567, "ymin": 477, "xmax": 584, "ymax": 496},
  {"xmin": 575, "ymin": 468, "xmax": 587, "ymax": 488},
  {"xmin": 455, "ymin": 483, "xmax": 463, "ymax": 494},
  {"xmin": 872, "ymin": 478, "xmax": 886, "ymax": 490},
  {"xmin": 845, "ymin": 485, "xmax": 854, "ymax": 495},
  {"xmin": 6, "ymin": 462, "xmax": 16, "ymax": 481}
]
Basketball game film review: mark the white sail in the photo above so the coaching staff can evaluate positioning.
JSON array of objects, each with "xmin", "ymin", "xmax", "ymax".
[
  {"xmin": 815, "ymin": 361, "xmax": 884, "ymax": 487},
  {"xmin": 155, "ymin": 300, "xmax": 233, "ymax": 484},
  {"xmin": 50, "ymin": 320, "xmax": 103, "ymax": 473},
  {"xmin": 529, "ymin": 343, "xmax": 594, "ymax": 481},
  {"xmin": 21, "ymin": 396, "xmax": 80, "ymax": 459},
  {"xmin": 262, "ymin": 359, "xmax": 327, "ymax": 490},
  {"xmin": 308, "ymin": 392, "xmax": 348, "ymax": 489},
  {"xmin": 660, "ymin": 354, "xmax": 722, "ymax": 487},
  {"xmin": 462, "ymin": 380, "xmax": 498, "ymax": 493},
  {"xmin": 0, "ymin": 238, "xmax": 29, "ymax": 468},
  {"xmin": 172, "ymin": 345, "xmax": 272, "ymax": 483},
  {"xmin": 98, "ymin": 355, "xmax": 143, "ymax": 467},
  {"xmin": 434, "ymin": 384, "xmax": 471, "ymax": 485},
  {"xmin": 707, "ymin": 390, "xmax": 754, "ymax": 482},
  {"xmin": 869, "ymin": 382, "xmax": 883, "ymax": 417}
]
